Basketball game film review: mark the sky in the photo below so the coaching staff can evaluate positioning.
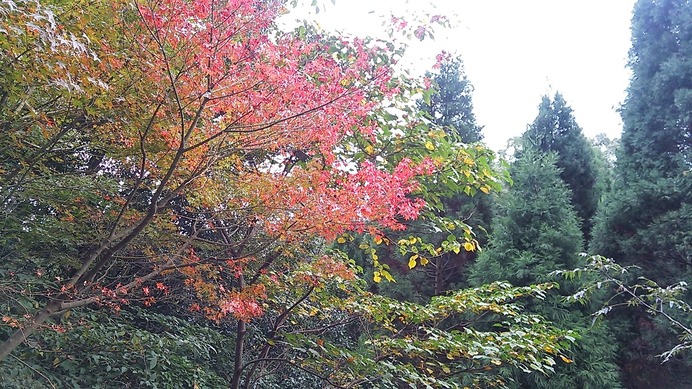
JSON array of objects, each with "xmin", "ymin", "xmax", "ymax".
[{"xmin": 285, "ymin": 0, "xmax": 637, "ymax": 151}]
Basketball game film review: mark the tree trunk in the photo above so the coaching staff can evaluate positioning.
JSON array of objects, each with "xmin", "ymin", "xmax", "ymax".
[
  {"xmin": 0, "ymin": 300, "xmax": 61, "ymax": 361},
  {"xmin": 435, "ymin": 258, "xmax": 444, "ymax": 295},
  {"xmin": 229, "ymin": 319, "xmax": 247, "ymax": 389},
  {"xmin": 230, "ymin": 271, "xmax": 247, "ymax": 389}
]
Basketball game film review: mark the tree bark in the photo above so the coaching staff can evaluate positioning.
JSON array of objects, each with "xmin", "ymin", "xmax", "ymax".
[
  {"xmin": 0, "ymin": 301, "xmax": 61, "ymax": 361},
  {"xmin": 230, "ymin": 270, "xmax": 247, "ymax": 389}
]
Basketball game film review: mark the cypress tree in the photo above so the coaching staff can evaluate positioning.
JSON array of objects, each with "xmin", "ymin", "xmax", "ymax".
[
  {"xmin": 520, "ymin": 93, "xmax": 600, "ymax": 240},
  {"xmin": 470, "ymin": 151, "xmax": 622, "ymax": 389},
  {"xmin": 419, "ymin": 56, "xmax": 484, "ymax": 143},
  {"xmin": 590, "ymin": 0, "xmax": 692, "ymax": 386}
]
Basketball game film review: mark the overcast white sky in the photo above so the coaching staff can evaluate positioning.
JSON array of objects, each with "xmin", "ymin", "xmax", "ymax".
[{"xmin": 286, "ymin": 0, "xmax": 636, "ymax": 151}]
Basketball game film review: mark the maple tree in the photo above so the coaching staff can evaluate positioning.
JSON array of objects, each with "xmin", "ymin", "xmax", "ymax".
[
  {"xmin": 0, "ymin": 0, "xmax": 490, "ymax": 363},
  {"xmin": 0, "ymin": 0, "xmax": 425, "ymax": 357}
]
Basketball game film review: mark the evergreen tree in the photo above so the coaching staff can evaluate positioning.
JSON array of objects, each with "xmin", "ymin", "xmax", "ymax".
[
  {"xmin": 469, "ymin": 152, "xmax": 583, "ymax": 288},
  {"xmin": 419, "ymin": 56, "xmax": 484, "ymax": 143},
  {"xmin": 590, "ymin": 0, "xmax": 692, "ymax": 386},
  {"xmin": 470, "ymin": 152, "xmax": 622, "ymax": 389},
  {"xmin": 520, "ymin": 93, "xmax": 600, "ymax": 240}
]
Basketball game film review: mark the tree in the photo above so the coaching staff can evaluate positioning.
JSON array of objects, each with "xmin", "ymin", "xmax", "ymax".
[
  {"xmin": 0, "ymin": 1, "xmax": 611, "ymax": 387},
  {"xmin": 469, "ymin": 152, "xmax": 583, "ymax": 288},
  {"xmin": 290, "ymin": 280, "xmax": 577, "ymax": 388},
  {"xmin": 589, "ymin": 0, "xmax": 692, "ymax": 386},
  {"xmin": 0, "ymin": 252, "xmax": 578, "ymax": 388},
  {"xmin": 469, "ymin": 152, "xmax": 622, "ymax": 389},
  {"xmin": 520, "ymin": 93, "xmax": 600, "ymax": 240},
  {"xmin": 591, "ymin": 0, "xmax": 692, "ymax": 282},
  {"xmin": 0, "ymin": 0, "xmax": 444, "ymax": 362},
  {"xmin": 419, "ymin": 55, "xmax": 483, "ymax": 143}
]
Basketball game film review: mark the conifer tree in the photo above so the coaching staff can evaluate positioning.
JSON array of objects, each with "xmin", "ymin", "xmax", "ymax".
[
  {"xmin": 470, "ymin": 151, "xmax": 622, "ymax": 389},
  {"xmin": 419, "ymin": 56, "xmax": 484, "ymax": 143},
  {"xmin": 590, "ymin": 0, "xmax": 692, "ymax": 386},
  {"xmin": 591, "ymin": 0, "xmax": 691, "ymax": 283},
  {"xmin": 520, "ymin": 93, "xmax": 600, "ymax": 240}
]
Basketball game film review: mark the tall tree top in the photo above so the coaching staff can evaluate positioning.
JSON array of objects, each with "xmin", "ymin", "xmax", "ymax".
[
  {"xmin": 620, "ymin": 0, "xmax": 692, "ymax": 174},
  {"xmin": 520, "ymin": 92, "xmax": 599, "ymax": 240},
  {"xmin": 419, "ymin": 56, "xmax": 484, "ymax": 143},
  {"xmin": 522, "ymin": 93, "xmax": 580, "ymax": 151}
]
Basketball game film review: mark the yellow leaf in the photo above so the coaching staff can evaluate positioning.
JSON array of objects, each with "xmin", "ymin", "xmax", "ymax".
[
  {"xmin": 365, "ymin": 145, "xmax": 375, "ymax": 155},
  {"xmin": 381, "ymin": 269, "xmax": 396, "ymax": 282},
  {"xmin": 425, "ymin": 141, "xmax": 435, "ymax": 150},
  {"xmin": 559, "ymin": 355, "xmax": 573, "ymax": 363},
  {"xmin": 373, "ymin": 272, "xmax": 382, "ymax": 283},
  {"xmin": 420, "ymin": 256, "xmax": 429, "ymax": 266},
  {"xmin": 374, "ymin": 236, "xmax": 383, "ymax": 245},
  {"xmin": 337, "ymin": 237, "xmax": 346, "ymax": 244},
  {"xmin": 463, "ymin": 242, "xmax": 475, "ymax": 251},
  {"xmin": 479, "ymin": 186, "xmax": 490, "ymax": 194},
  {"xmin": 408, "ymin": 255, "xmax": 418, "ymax": 269}
]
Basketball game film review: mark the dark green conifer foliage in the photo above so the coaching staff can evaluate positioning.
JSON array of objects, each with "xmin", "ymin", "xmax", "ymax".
[
  {"xmin": 419, "ymin": 56, "xmax": 484, "ymax": 143},
  {"xmin": 469, "ymin": 152, "xmax": 583, "ymax": 288},
  {"xmin": 590, "ymin": 0, "xmax": 692, "ymax": 386},
  {"xmin": 521, "ymin": 93, "xmax": 600, "ymax": 240},
  {"xmin": 470, "ymin": 152, "xmax": 622, "ymax": 389},
  {"xmin": 591, "ymin": 0, "xmax": 692, "ymax": 279}
]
